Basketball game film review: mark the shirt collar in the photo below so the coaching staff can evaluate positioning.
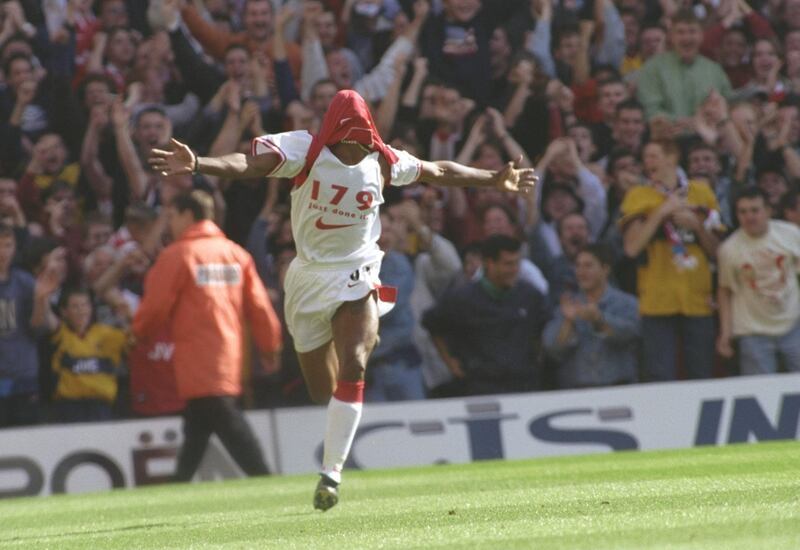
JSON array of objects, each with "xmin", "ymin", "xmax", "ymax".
[{"xmin": 480, "ymin": 277, "xmax": 510, "ymax": 300}]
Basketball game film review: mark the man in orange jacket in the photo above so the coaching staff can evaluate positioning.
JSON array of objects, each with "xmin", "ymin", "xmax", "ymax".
[{"xmin": 133, "ymin": 190, "xmax": 282, "ymax": 481}]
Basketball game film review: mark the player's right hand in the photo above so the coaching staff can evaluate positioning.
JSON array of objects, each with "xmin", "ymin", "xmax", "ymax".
[{"xmin": 149, "ymin": 138, "xmax": 195, "ymax": 176}]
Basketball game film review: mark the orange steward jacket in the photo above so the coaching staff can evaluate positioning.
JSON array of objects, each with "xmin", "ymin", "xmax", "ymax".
[{"xmin": 133, "ymin": 221, "xmax": 281, "ymax": 399}]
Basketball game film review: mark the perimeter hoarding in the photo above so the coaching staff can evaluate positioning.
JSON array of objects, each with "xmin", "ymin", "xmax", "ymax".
[{"xmin": 1, "ymin": 373, "xmax": 797, "ymax": 498}]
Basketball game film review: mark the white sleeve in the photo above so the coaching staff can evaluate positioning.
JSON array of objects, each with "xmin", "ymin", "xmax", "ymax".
[
  {"xmin": 354, "ymin": 36, "xmax": 414, "ymax": 102},
  {"xmin": 521, "ymin": 259, "xmax": 549, "ymax": 296},
  {"xmin": 784, "ymin": 222, "xmax": 800, "ymax": 253},
  {"xmin": 577, "ymin": 167, "xmax": 608, "ymax": 239},
  {"xmin": 251, "ymin": 130, "xmax": 313, "ymax": 179},
  {"xmin": 387, "ymin": 146, "xmax": 422, "ymax": 187}
]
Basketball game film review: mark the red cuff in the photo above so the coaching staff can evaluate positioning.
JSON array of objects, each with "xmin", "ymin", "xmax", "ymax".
[{"xmin": 333, "ymin": 380, "xmax": 365, "ymax": 403}]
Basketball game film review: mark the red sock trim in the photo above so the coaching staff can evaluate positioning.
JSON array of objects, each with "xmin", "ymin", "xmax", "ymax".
[
  {"xmin": 333, "ymin": 380, "xmax": 365, "ymax": 403},
  {"xmin": 376, "ymin": 285, "xmax": 397, "ymax": 303}
]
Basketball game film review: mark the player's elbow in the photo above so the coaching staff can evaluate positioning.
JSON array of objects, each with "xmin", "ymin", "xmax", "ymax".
[{"xmin": 420, "ymin": 161, "xmax": 446, "ymax": 184}]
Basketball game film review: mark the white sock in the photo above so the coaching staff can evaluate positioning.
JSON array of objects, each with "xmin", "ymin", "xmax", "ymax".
[{"xmin": 320, "ymin": 381, "xmax": 364, "ymax": 485}]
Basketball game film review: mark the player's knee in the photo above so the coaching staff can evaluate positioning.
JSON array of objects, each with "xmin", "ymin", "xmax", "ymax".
[
  {"xmin": 308, "ymin": 385, "xmax": 334, "ymax": 405},
  {"xmin": 339, "ymin": 354, "xmax": 368, "ymax": 381}
]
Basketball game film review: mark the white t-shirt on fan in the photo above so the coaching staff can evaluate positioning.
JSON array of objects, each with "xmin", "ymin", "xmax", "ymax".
[{"xmin": 718, "ymin": 220, "xmax": 800, "ymax": 336}]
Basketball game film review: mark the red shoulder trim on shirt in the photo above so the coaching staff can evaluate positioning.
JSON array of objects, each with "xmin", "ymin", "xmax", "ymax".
[{"xmin": 252, "ymin": 137, "xmax": 287, "ymax": 178}]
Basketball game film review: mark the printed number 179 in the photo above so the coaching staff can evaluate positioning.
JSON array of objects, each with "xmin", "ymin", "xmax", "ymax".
[{"xmin": 311, "ymin": 180, "xmax": 374, "ymax": 210}]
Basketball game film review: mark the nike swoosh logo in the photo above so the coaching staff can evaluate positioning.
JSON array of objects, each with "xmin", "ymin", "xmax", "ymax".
[
  {"xmin": 315, "ymin": 217, "xmax": 358, "ymax": 230},
  {"xmin": 347, "ymin": 282, "xmax": 359, "ymax": 288}
]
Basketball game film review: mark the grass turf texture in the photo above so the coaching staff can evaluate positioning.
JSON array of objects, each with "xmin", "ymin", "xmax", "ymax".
[{"xmin": 1, "ymin": 441, "xmax": 798, "ymax": 550}]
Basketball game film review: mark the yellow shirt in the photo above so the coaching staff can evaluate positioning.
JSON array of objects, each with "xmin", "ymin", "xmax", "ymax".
[
  {"xmin": 33, "ymin": 162, "xmax": 81, "ymax": 190},
  {"xmin": 619, "ymin": 181, "xmax": 721, "ymax": 316},
  {"xmin": 51, "ymin": 324, "xmax": 127, "ymax": 403},
  {"xmin": 621, "ymin": 55, "xmax": 642, "ymax": 76}
]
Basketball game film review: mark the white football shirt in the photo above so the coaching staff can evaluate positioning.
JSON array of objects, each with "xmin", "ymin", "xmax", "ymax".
[{"xmin": 253, "ymin": 131, "xmax": 421, "ymax": 267}]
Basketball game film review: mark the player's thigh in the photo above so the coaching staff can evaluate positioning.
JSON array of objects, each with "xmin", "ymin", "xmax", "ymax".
[
  {"xmin": 297, "ymin": 340, "xmax": 339, "ymax": 404},
  {"xmin": 331, "ymin": 292, "xmax": 379, "ymax": 382}
]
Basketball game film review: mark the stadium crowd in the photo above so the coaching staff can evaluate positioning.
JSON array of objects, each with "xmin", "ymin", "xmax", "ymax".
[{"xmin": 1, "ymin": 0, "xmax": 800, "ymax": 427}]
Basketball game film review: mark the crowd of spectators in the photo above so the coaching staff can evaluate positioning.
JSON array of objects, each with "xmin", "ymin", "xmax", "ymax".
[{"xmin": 2, "ymin": 0, "xmax": 800, "ymax": 428}]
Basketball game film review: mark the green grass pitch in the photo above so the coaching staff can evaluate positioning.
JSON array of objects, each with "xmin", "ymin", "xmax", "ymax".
[{"xmin": 1, "ymin": 440, "xmax": 798, "ymax": 549}]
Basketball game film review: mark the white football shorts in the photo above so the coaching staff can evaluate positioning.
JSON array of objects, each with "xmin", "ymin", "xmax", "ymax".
[{"xmin": 283, "ymin": 258, "xmax": 397, "ymax": 353}]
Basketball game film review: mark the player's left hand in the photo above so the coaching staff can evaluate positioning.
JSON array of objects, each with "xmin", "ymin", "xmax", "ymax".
[
  {"xmin": 149, "ymin": 138, "xmax": 196, "ymax": 176},
  {"xmin": 493, "ymin": 155, "xmax": 538, "ymax": 194}
]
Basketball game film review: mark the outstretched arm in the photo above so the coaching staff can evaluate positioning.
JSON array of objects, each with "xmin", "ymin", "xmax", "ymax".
[
  {"xmin": 149, "ymin": 138, "xmax": 282, "ymax": 180},
  {"xmin": 31, "ymin": 250, "xmax": 64, "ymax": 332},
  {"xmin": 418, "ymin": 157, "xmax": 537, "ymax": 194}
]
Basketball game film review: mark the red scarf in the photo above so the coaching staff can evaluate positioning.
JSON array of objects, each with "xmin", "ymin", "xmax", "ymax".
[{"xmin": 293, "ymin": 90, "xmax": 398, "ymax": 186}]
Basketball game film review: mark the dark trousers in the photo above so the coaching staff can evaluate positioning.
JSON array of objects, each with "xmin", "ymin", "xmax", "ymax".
[
  {"xmin": 447, "ymin": 374, "xmax": 537, "ymax": 397},
  {"xmin": 0, "ymin": 392, "xmax": 40, "ymax": 427},
  {"xmin": 52, "ymin": 399, "xmax": 112, "ymax": 423},
  {"xmin": 175, "ymin": 396, "xmax": 269, "ymax": 482},
  {"xmin": 641, "ymin": 315, "xmax": 715, "ymax": 381}
]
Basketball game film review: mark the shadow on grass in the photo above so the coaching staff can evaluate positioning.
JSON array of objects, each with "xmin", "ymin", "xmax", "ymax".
[{"xmin": 2, "ymin": 522, "xmax": 174, "ymax": 544}]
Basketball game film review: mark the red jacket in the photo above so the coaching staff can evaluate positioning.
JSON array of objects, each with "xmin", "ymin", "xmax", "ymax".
[
  {"xmin": 128, "ymin": 326, "xmax": 185, "ymax": 416},
  {"xmin": 133, "ymin": 221, "xmax": 281, "ymax": 400}
]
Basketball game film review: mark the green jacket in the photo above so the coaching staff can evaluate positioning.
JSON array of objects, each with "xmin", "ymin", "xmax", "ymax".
[{"xmin": 636, "ymin": 51, "xmax": 732, "ymax": 120}]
